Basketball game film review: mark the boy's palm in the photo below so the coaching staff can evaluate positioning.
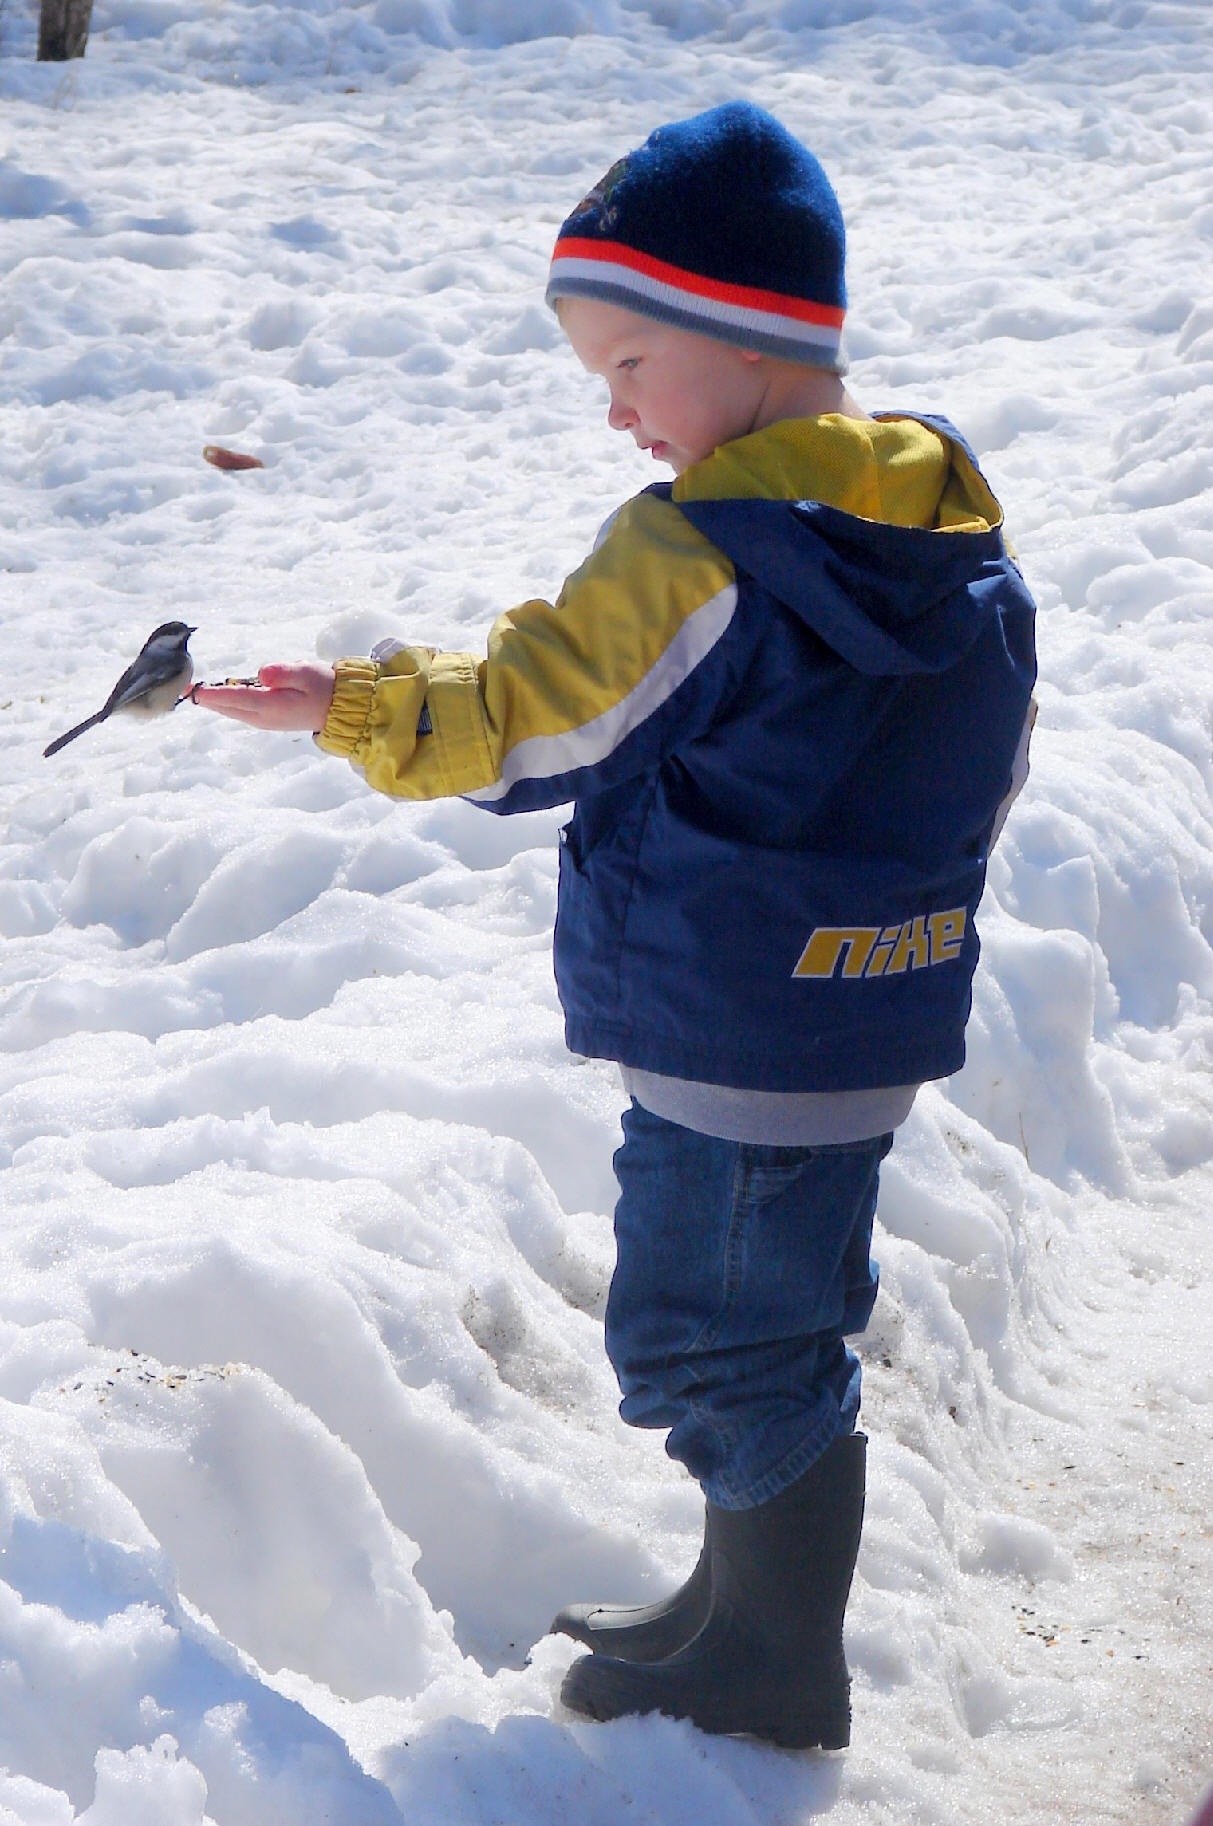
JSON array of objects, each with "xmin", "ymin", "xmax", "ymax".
[{"xmin": 192, "ymin": 663, "xmax": 336, "ymax": 732}]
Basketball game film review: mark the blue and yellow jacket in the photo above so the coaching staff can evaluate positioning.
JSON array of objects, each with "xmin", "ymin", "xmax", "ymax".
[{"xmin": 318, "ymin": 413, "xmax": 1037, "ymax": 1092}]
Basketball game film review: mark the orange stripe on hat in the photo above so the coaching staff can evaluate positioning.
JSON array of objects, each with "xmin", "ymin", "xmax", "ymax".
[{"xmin": 551, "ymin": 237, "xmax": 846, "ymax": 331}]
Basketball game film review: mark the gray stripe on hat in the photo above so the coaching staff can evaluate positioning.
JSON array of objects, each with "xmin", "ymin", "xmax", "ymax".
[{"xmin": 546, "ymin": 276, "xmax": 847, "ymax": 373}]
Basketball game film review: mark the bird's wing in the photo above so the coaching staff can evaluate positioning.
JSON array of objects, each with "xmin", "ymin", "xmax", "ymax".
[{"xmin": 104, "ymin": 657, "xmax": 157, "ymax": 713}]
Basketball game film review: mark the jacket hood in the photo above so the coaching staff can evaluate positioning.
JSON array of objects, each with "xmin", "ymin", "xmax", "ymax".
[{"xmin": 668, "ymin": 413, "xmax": 1011, "ymax": 678}]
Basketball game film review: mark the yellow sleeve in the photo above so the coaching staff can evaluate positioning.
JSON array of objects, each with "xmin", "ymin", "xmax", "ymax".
[{"xmin": 315, "ymin": 491, "xmax": 737, "ymax": 804}]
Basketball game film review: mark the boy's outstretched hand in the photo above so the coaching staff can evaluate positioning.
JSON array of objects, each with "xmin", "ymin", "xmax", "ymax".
[{"xmin": 191, "ymin": 663, "xmax": 336, "ymax": 732}]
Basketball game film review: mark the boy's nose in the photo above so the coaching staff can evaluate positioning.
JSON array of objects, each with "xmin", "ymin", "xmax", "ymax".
[{"xmin": 607, "ymin": 397, "xmax": 637, "ymax": 433}]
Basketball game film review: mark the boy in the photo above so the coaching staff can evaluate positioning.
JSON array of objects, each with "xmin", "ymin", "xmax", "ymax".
[{"xmin": 196, "ymin": 101, "xmax": 1037, "ymax": 1749}]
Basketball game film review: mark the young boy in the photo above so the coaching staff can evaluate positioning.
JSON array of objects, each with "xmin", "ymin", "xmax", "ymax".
[{"xmin": 196, "ymin": 101, "xmax": 1037, "ymax": 1749}]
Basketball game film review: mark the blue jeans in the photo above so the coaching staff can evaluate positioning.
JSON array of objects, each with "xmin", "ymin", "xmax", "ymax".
[{"xmin": 606, "ymin": 1102, "xmax": 890, "ymax": 1510}]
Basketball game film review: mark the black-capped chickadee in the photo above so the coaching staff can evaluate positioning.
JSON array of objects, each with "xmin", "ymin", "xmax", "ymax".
[{"xmin": 43, "ymin": 621, "xmax": 197, "ymax": 759}]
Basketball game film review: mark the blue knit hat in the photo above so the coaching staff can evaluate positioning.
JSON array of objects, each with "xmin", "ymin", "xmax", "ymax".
[{"xmin": 546, "ymin": 102, "xmax": 847, "ymax": 371}]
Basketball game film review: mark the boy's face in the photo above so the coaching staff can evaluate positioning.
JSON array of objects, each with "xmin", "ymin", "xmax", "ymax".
[{"xmin": 560, "ymin": 297, "xmax": 766, "ymax": 475}]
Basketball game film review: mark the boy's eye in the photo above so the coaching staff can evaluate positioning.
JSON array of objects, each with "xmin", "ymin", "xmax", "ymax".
[{"xmin": 617, "ymin": 357, "xmax": 640, "ymax": 371}]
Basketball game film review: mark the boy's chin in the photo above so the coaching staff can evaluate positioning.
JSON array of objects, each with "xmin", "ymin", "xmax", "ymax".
[{"xmin": 651, "ymin": 442, "xmax": 687, "ymax": 473}]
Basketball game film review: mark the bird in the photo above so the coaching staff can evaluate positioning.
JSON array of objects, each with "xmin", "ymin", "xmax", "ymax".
[{"xmin": 43, "ymin": 622, "xmax": 197, "ymax": 759}]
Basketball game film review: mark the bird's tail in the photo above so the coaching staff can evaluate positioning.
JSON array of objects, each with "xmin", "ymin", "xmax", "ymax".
[{"xmin": 43, "ymin": 710, "xmax": 110, "ymax": 758}]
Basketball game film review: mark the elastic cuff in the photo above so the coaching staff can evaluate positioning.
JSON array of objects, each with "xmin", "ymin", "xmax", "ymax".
[{"xmin": 316, "ymin": 657, "xmax": 379, "ymax": 757}]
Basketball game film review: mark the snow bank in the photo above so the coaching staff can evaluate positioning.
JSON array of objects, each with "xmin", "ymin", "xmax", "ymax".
[{"xmin": 2, "ymin": 0, "xmax": 1205, "ymax": 83}]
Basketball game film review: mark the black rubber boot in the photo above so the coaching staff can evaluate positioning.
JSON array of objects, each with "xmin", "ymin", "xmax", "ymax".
[
  {"xmin": 560, "ymin": 1433, "xmax": 866, "ymax": 1749},
  {"xmin": 550, "ymin": 1513, "xmax": 712, "ymax": 1661}
]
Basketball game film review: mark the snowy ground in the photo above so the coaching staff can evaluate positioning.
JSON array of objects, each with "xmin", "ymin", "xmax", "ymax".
[{"xmin": 1, "ymin": 0, "xmax": 1212, "ymax": 1821}]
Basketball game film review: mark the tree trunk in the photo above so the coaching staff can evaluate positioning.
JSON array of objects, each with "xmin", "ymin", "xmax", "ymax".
[{"xmin": 37, "ymin": 0, "xmax": 95, "ymax": 59}]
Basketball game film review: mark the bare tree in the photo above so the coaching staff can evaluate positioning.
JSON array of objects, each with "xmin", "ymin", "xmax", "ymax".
[{"xmin": 38, "ymin": 0, "xmax": 94, "ymax": 59}]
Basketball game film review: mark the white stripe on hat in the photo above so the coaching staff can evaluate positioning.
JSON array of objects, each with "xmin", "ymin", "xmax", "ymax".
[{"xmin": 548, "ymin": 252, "xmax": 844, "ymax": 363}]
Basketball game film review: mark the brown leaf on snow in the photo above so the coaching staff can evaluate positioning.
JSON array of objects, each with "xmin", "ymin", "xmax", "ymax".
[{"xmin": 203, "ymin": 445, "xmax": 265, "ymax": 471}]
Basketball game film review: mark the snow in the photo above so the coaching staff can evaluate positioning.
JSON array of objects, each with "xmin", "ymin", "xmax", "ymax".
[{"xmin": 1, "ymin": 0, "xmax": 1212, "ymax": 1820}]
